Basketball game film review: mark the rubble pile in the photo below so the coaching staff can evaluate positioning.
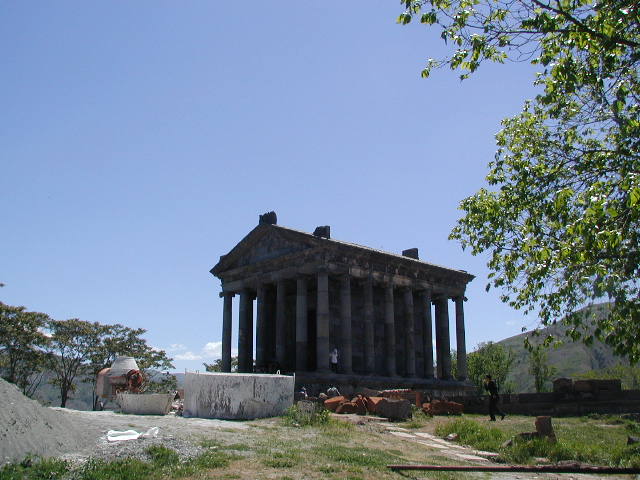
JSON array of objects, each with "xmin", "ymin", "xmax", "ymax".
[
  {"xmin": 323, "ymin": 392, "xmax": 412, "ymax": 420},
  {"xmin": 0, "ymin": 378, "xmax": 88, "ymax": 465},
  {"xmin": 320, "ymin": 388, "xmax": 464, "ymax": 420}
]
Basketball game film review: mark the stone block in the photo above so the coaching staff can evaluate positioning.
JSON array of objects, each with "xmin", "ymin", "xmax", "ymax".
[
  {"xmin": 183, "ymin": 371, "xmax": 294, "ymax": 420},
  {"xmin": 534, "ymin": 416, "xmax": 557, "ymax": 442},
  {"xmin": 353, "ymin": 396, "xmax": 367, "ymax": 415},
  {"xmin": 553, "ymin": 377, "xmax": 573, "ymax": 394},
  {"xmin": 573, "ymin": 380, "xmax": 594, "ymax": 393},
  {"xmin": 422, "ymin": 400, "xmax": 464, "ymax": 416},
  {"xmin": 335, "ymin": 402, "xmax": 358, "ymax": 414},
  {"xmin": 591, "ymin": 379, "xmax": 622, "ymax": 392},
  {"xmin": 297, "ymin": 399, "xmax": 322, "ymax": 415},
  {"xmin": 357, "ymin": 387, "xmax": 382, "ymax": 397},
  {"xmin": 324, "ymin": 396, "xmax": 347, "ymax": 412},
  {"xmin": 116, "ymin": 393, "xmax": 174, "ymax": 415},
  {"xmin": 376, "ymin": 398, "xmax": 412, "ymax": 421},
  {"xmin": 518, "ymin": 392, "xmax": 554, "ymax": 403},
  {"xmin": 365, "ymin": 396, "xmax": 384, "ymax": 413}
]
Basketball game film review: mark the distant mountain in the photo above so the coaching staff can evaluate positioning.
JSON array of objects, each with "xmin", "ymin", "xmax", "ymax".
[{"xmin": 497, "ymin": 302, "xmax": 630, "ymax": 392}]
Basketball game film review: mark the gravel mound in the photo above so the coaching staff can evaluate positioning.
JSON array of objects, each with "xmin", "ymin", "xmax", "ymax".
[{"xmin": 0, "ymin": 378, "xmax": 88, "ymax": 465}]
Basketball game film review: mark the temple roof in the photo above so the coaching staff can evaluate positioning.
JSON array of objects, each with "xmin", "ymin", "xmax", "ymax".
[{"xmin": 211, "ymin": 222, "xmax": 474, "ymax": 283}]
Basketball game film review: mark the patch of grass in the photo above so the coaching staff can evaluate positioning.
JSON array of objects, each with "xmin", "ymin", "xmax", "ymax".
[
  {"xmin": 78, "ymin": 457, "xmax": 155, "ymax": 480},
  {"xmin": 402, "ymin": 409, "xmax": 431, "ymax": 429},
  {"xmin": 189, "ymin": 449, "xmax": 240, "ymax": 470},
  {"xmin": 146, "ymin": 445, "xmax": 179, "ymax": 467},
  {"xmin": 199, "ymin": 438, "xmax": 222, "ymax": 449},
  {"xmin": 435, "ymin": 417, "xmax": 506, "ymax": 451},
  {"xmin": 313, "ymin": 445, "xmax": 401, "ymax": 469},
  {"xmin": 435, "ymin": 415, "xmax": 640, "ymax": 467},
  {"xmin": 317, "ymin": 464, "xmax": 339, "ymax": 473},
  {"xmin": 318, "ymin": 417, "xmax": 355, "ymax": 440},
  {"xmin": 282, "ymin": 404, "xmax": 330, "ymax": 427},
  {"xmin": 225, "ymin": 442, "xmax": 252, "ymax": 451},
  {"xmin": 262, "ymin": 450, "xmax": 300, "ymax": 468},
  {"xmin": 0, "ymin": 457, "xmax": 70, "ymax": 480}
]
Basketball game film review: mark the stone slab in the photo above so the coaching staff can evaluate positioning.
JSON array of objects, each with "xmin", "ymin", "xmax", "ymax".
[
  {"xmin": 116, "ymin": 393, "xmax": 174, "ymax": 415},
  {"xmin": 454, "ymin": 453, "xmax": 488, "ymax": 461},
  {"xmin": 414, "ymin": 432, "xmax": 437, "ymax": 439},
  {"xmin": 183, "ymin": 371, "xmax": 294, "ymax": 420},
  {"xmin": 389, "ymin": 431, "xmax": 416, "ymax": 438},
  {"xmin": 416, "ymin": 440, "xmax": 450, "ymax": 449},
  {"xmin": 472, "ymin": 450, "xmax": 500, "ymax": 457}
]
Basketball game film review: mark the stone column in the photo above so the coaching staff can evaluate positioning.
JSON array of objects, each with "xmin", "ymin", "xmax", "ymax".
[
  {"xmin": 221, "ymin": 292, "xmax": 234, "ymax": 373},
  {"xmin": 255, "ymin": 285, "xmax": 267, "ymax": 371},
  {"xmin": 434, "ymin": 296, "xmax": 451, "ymax": 379},
  {"xmin": 295, "ymin": 277, "xmax": 308, "ymax": 371},
  {"xmin": 455, "ymin": 296, "xmax": 468, "ymax": 380},
  {"xmin": 421, "ymin": 290, "xmax": 434, "ymax": 378},
  {"xmin": 276, "ymin": 280, "xmax": 287, "ymax": 369},
  {"xmin": 238, "ymin": 289, "xmax": 253, "ymax": 373},
  {"xmin": 340, "ymin": 274, "xmax": 353, "ymax": 375},
  {"xmin": 316, "ymin": 270, "xmax": 330, "ymax": 373},
  {"xmin": 404, "ymin": 288, "xmax": 416, "ymax": 377},
  {"xmin": 363, "ymin": 277, "xmax": 375, "ymax": 374},
  {"xmin": 384, "ymin": 284, "xmax": 396, "ymax": 377}
]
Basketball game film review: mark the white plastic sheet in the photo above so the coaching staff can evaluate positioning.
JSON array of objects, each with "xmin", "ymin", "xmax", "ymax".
[{"xmin": 107, "ymin": 426, "xmax": 159, "ymax": 442}]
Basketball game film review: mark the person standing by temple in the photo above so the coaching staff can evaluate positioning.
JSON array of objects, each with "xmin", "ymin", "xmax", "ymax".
[
  {"xmin": 329, "ymin": 348, "xmax": 339, "ymax": 373},
  {"xmin": 484, "ymin": 374, "xmax": 505, "ymax": 421}
]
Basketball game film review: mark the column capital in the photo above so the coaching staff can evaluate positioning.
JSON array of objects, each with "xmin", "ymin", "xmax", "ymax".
[{"xmin": 219, "ymin": 291, "xmax": 236, "ymax": 298}]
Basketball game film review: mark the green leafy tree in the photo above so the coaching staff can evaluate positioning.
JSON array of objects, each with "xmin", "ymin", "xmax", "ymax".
[
  {"xmin": 399, "ymin": 1, "xmax": 640, "ymax": 360},
  {"xmin": 85, "ymin": 323, "xmax": 174, "ymax": 409},
  {"xmin": 46, "ymin": 319, "xmax": 102, "ymax": 407},
  {"xmin": 204, "ymin": 356, "xmax": 238, "ymax": 373},
  {"xmin": 467, "ymin": 342, "xmax": 515, "ymax": 393},
  {"xmin": 528, "ymin": 345, "xmax": 558, "ymax": 392},
  {"xmin": 0, "ymin": 302, "xmax": 51, "ymax": 397}
]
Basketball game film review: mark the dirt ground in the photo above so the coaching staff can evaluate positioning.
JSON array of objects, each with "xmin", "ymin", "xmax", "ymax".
[{"xmin": 39, "ymin": 409, "xmax": 634, "ymax": 480}]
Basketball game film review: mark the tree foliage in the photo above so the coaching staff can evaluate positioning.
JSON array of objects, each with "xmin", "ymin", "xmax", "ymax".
[
  {"xmin": 399, "ymin": 0, "xmax": 640, "ymax": 359},
  {"xmin": 204, "ymin": 356, "xmax": 238, "ymax": 373},
  {"xmin": 46, "ymin": 319, "xmax": 102, "ymax": 408},
  {"xmin": 528, "ymin": 345, "xmax": 558, "ymax": 392},
  {"xmin": 467, "ymin": 341, "xmax": 515, "ymax": 393},
  {"xmin": 85, "ymin": 323, "xmax": 174, "ymax": 409},
  {"xmin": 0, "ymin": 302, "xmax": 50, "ymax": 397}
]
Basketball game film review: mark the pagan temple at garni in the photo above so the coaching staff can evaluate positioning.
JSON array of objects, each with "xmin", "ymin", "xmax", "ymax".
[{"xmin": 210, "ymin": 212, "xmax": 474, "ymax": 394}]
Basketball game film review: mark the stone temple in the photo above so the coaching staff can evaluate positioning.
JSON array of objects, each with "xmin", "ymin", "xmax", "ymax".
[{"xmin": 210, "ymin": 212, "xmax": 474, "ymax": 394}]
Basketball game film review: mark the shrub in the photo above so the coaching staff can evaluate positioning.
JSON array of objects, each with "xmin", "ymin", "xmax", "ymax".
[{"xmin": 282, "ymin": 404, "xmax": 330, "ymax": 427}]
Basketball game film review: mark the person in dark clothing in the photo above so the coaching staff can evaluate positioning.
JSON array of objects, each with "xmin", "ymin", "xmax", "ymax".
[{"xmin": 484, "ymin": 374, "xmax": 506, "ymax": 421}]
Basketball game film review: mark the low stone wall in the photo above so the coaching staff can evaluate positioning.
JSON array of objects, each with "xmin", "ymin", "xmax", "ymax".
[
  {"xmin": 295, "ymin": 372, "xmax": 475, "ymax": 399},
  {"xmin": 183, "ymin": 371, "xmax": 294, "ymax": 420},
  {"xmin": 450, "ymin": 389, "xmax": 640, "ymax": 416}
]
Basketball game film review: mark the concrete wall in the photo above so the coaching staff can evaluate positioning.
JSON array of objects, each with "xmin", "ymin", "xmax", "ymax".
[{"xmin": 183, "ymin": 371, "xmax": 294, "ymax": 420}]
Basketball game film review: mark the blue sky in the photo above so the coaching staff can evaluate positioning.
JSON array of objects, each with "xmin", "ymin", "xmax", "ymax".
[{"xmin": 1, "ymin": 2, "xmax": 542, "ymax": 372}]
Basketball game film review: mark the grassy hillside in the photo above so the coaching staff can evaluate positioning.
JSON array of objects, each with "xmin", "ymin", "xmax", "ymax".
[{"xmin": 497, "ymin": 302, "xmax": 630, "ymax": 392}]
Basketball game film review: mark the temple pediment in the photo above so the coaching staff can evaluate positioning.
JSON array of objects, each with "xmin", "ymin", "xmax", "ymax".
[{"xmin": 212, "ymin": 226, "xmax": 314, "ymax": 274}]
